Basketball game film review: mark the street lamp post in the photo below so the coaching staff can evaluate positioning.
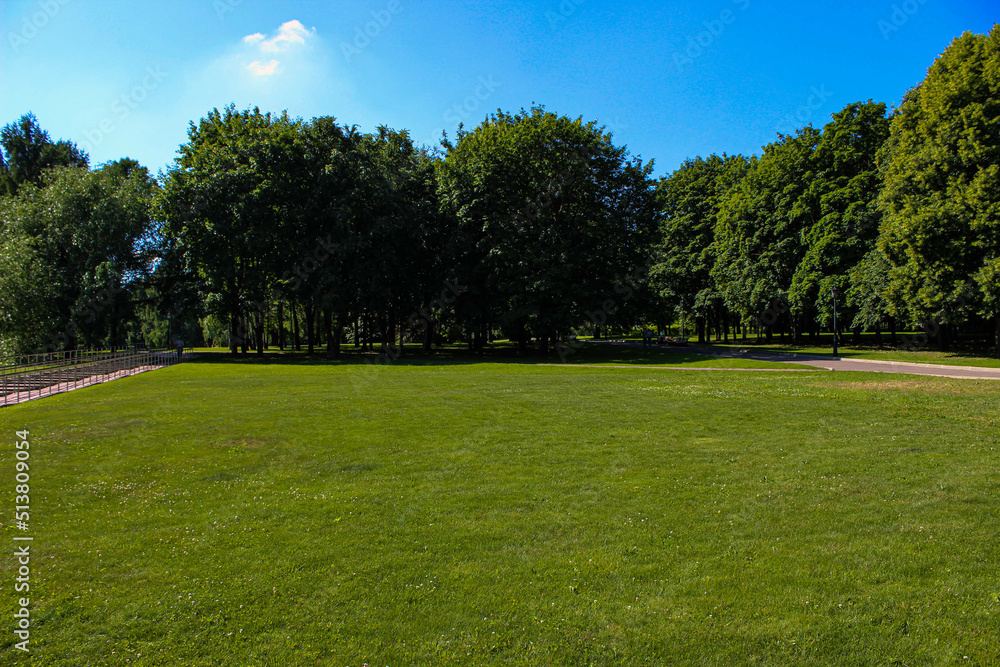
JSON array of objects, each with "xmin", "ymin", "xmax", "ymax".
[{"xmin": 831, "ymin": 286, "xmax": 839, "ymax": 356}]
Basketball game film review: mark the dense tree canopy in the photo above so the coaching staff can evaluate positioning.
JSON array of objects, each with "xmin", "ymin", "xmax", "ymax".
[
  {"xmin": 652, "ymin": 154, "xmax": 747, "ymax": 342},
  {"xmin": 0, "ymin": 161, "xmax": 156, "ymax": 353},
  {"xmin": 437, "ymin": 107, "xmax": 658, "ymax": 352},
  {"xmin": 712, "ymin": 126, "xmax": 821, "ymax": 340},
  {"xmin": 878, "ymin": 25, "xmax": 1000, "ymax": 352},
  {"xmin": 159, "ymin": 106, "xmax": 305, "ymax": 354}
]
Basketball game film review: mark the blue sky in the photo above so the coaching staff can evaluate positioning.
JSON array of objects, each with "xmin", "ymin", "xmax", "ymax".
[{"xmin": 0, "ymin": 0, "xmax": 995, "ymax": 178}]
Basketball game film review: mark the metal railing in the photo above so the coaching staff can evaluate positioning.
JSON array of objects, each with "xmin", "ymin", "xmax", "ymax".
[{"xmin": 0, "ymin": 348, "xmax": 180, "ymax": 407}]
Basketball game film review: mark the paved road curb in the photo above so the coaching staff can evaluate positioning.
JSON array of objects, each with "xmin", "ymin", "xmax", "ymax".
[{"xmin": 592, "ymin": 340, "xmax": 1000, "ymax": 380}]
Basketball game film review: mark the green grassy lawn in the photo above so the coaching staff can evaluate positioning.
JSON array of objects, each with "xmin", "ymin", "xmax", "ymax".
[{"xmin": 2, "ymin": 357, "xmax": 998, "ymax": 665}]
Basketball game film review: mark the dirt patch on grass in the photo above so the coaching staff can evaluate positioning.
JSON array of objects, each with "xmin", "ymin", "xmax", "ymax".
[
  {"xmin": 815, "ymin": 378, "xmax": 988, "ymax": 394},
  {"xmin": 340, "ymin": 462, "xmax": 377, "ymax": 473},
  {"xmin": 211, "ymin": 437, "xmax": 270, "ymax": 449}
]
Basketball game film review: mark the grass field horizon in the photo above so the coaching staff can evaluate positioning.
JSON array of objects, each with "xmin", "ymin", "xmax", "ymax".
[
  {"xmin": 186, "ymin": 342, "xmax": 820, "ymax": 371},
  {"xmin": 2, "ymin": 355, "xmax": 998, "ymax": 664}
]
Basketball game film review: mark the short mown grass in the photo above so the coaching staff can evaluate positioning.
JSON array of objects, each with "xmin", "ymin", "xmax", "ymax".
[{"xmin": 1, "ymin": 355, "xmax": 998, "ymax": 665}]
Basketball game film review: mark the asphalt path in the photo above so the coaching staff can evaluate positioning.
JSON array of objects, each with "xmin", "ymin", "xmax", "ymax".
[{"xmin": 600, "ymin": 341, "xmax": 1000, "ymax": 380}]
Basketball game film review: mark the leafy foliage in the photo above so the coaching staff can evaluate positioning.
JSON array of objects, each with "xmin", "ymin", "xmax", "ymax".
[
  {"xmin": 0, "ymin": 112, "xmax": 88, "ymax": 196},
  {"xmin": 878, "ymin": 25, "xmax": 1000, "ymax": 352},
  {"xmin": 437, "ymin": 107, "xmax": 658, "ymax": 349},
  {"xmin": 0, "ymin": 162, "xmax": 156, "ymax": 352}
]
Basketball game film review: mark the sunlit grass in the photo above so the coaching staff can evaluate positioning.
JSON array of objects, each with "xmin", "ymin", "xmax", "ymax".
[{"xmin": 1, "ymin": 357, "xmax": 997, "ymax": 664}]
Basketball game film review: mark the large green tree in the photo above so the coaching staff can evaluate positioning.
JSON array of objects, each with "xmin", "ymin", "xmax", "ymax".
[
  {"xmin": 651, "ymin": 154, "xmax": 748, "ymax": 342},
  {"xmin": 789, "ymin": 101, "xmax": 890, "ymax": 341},
  {"xmin": 437, "ymin": 107, "xmax": 658, "ymax": 353},
  {"xmin": 712, "ymin": 127, "xmax": 820, "ymax": 341},
  {"xmin": 878, "ymin": 25, "xmax": 1000, "ymax": 354},
  {"xmin": 0, "ymin": 161, "xmax": 156, "ymax": 353},
  {"xmin": 159, "ymin": 106, "xmax": 303, "ymax": 355}
]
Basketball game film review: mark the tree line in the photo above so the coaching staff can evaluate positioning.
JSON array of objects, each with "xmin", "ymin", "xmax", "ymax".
[{"xmin": 0, "ymin": 25, "xmax": 997, "ymax": 357}]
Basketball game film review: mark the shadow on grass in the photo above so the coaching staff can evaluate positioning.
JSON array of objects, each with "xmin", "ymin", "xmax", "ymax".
[{"xmin": 187, "ymin": 342, "xmax": 713, "ymax": 368}]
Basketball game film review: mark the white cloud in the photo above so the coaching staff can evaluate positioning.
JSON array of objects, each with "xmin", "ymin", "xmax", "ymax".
[
  {"xmin": 189, "ymin": 17, "xmax": 350, "ymax": 118},
  {"xmin": 246, "ymin": 59, "xmax": 280, "ymax": 77},
  {"xmin": 255, "ymin": 20, "xmax": 313, "ymax": 54},
  {"xmin": 235, "ymin": 20, "xmax": 315, "ymax": 79}
]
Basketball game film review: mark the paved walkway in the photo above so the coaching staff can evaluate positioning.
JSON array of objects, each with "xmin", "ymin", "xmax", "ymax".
[
  {"xmin": 598, "ymin": 341, "xmax": 1000, "ymax": 380},
  {"xmin": 1, "ymin": 364, "xmax": 164, "ymax": 407}
]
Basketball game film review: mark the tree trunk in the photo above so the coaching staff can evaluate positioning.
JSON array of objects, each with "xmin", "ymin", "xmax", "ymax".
[
  {"xmin": 398, "ymin": 309, "xmax": 405, "ymax": 356},
  {"xmin": 277, "ymin": 301, "xmax": 285, "ymax": 350},
  {"xmin": 937, "ymin": 322, "xmax": 949, "ymax": 352},
  {"xmin": 291, "ymin": 299, "xmax": 301, "ymax": 351},
  {"xmin": 422, "ymin": 311, "xmax": 433, "ymax": 353},
  {"xmin": 324, "ymin": 308, "xmax": 334, "ymax": 357},
  {"xmin": 472, "ymin": 326, "xmax": 483, "ymax": 356},
  {"xmin": 305, "ymin": 303, "xmax": 315, "ymax": 355},
  {"xmin": 875, "ymin": 323, "xmax": 882, "ymax": 348},
  {"xmin": 890, "ymin": 317, "xmax": 897, "ymax": 347},
  {"xmin": 255, "ymin": 309, "xmax": 264, "ymax": 355},
  {"xmin": 333, "ymin": 322, "xmax": 344, "ymax": 359},
  {"xmin": 229, "ymin": 298, "xmax": 240, "ymax": 355}
]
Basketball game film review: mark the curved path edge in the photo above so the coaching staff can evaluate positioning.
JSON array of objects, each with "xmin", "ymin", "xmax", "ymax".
[{"xmin": 590, "ymin": 341, "xmax": 1000, "ymax": 380}]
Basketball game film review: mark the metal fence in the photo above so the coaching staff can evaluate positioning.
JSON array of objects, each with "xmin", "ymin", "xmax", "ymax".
[{"xmin": 0, "ymin": 348, "xmax": 180, "ymax": 407}]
